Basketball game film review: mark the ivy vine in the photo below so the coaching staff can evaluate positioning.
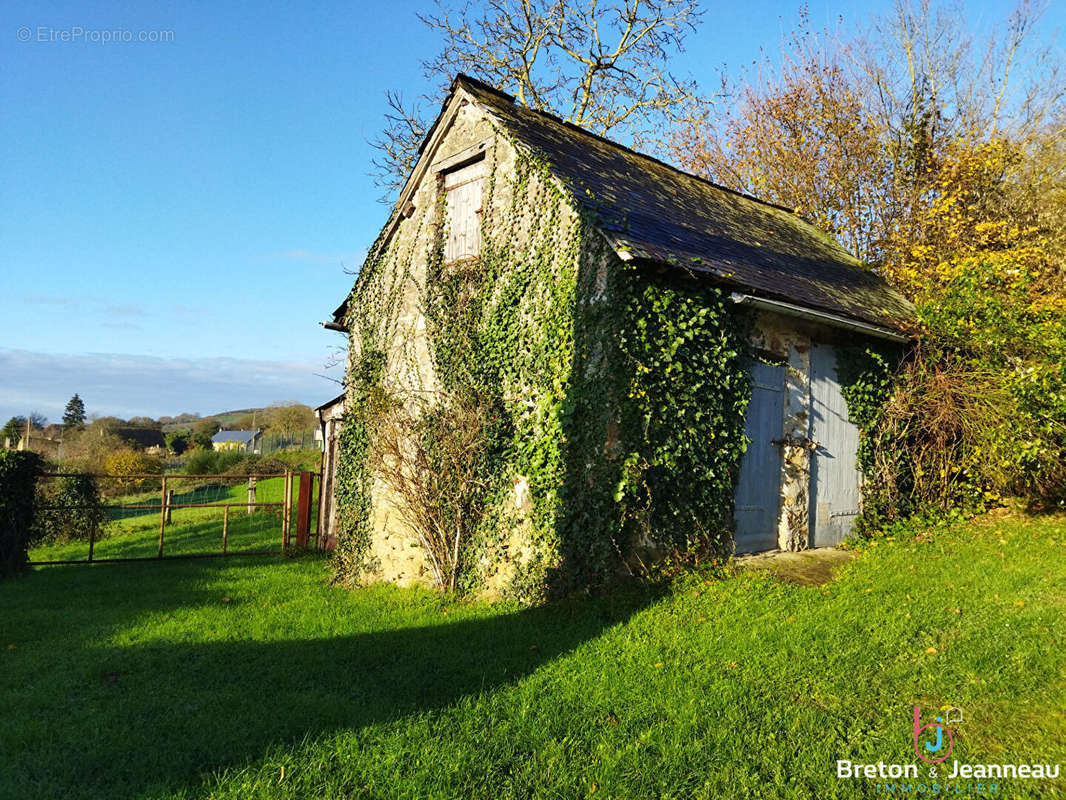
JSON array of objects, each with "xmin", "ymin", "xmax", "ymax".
[
  {"xmin": 557, "ymin": 262, "xmax": 751, "ymax": 590},
  {"xmin": 834, "ymin": 343, "xmax": 903, "ymax": 534}
]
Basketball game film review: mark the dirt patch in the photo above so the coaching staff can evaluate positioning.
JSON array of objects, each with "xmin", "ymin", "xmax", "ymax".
[{"xmin": 735, "ymin": 548, "xmax": 856, "ymax": 587}]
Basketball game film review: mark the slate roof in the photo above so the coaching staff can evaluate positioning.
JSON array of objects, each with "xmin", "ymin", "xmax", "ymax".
[
  {"xmin": 315, "ymin": 394, "xmax": 345, "ymax": 413},
  {"xmin": 335, "ymin": 74, "xmax": 915, "ymax": 334},
  {"xmin": 211, "ymin": 430, "xmax": 260, "ymax": 445}
]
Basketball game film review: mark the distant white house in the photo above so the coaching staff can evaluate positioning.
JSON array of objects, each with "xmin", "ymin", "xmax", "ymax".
[{"xmin": 211, "ymin": 429, "xmax": 262, "ymax": 454}]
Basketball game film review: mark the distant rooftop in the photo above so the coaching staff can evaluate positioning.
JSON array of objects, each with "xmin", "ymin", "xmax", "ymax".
[{"xmin": 211, "ymin": 430, "xmax": 260, "ymax": 444}]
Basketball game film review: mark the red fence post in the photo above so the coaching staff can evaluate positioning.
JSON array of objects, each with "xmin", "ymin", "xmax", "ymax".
[{"xmin": 295, "ymin": 471, "xmax": 313, "ymax": 547}]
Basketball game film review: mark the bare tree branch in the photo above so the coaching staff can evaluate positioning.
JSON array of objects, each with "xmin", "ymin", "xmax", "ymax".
[
  {"xmin": 370, "ymin": 0, "xmax": 712, "ymax": 202},
  {"xmin": 369, "ymin": 90, "xmax": 432, "ymax": 201}
]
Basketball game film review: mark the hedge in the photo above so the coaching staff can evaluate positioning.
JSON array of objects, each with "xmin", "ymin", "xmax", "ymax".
[{"xmin": 0, "ymin": 451, "xmax": 43, "ymax": 578}]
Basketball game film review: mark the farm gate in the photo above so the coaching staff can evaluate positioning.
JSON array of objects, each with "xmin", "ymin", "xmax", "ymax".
[{"xmin": 28, "ymin": 470, "xmax": 320, "ymax": 565}]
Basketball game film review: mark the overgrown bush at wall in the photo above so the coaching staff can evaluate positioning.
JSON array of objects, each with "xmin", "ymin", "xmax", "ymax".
[
  {"xmin": 0, "ymin": 451, "xmax": 42, "ymax": 578},
  {"xmin": 557, "ymin": 264, "xmax": 751, "ymax": 591},
  {"xmin": 835, "ymin": 344, "xmax": 903, "ymax": 534},
  {"xmin": 31, "ymin": 474, "xmax": 109, "ymax": 546},
  {"xmin": 836, "ymin": 221, "xmax": 1066, "ymax": 534},
  {"xmin": 330, "ymin": 343, "xmax": 384, "ymax": 587}
]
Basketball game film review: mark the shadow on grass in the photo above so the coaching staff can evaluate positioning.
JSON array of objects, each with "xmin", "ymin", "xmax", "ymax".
[{"xmin": 2, "ymin": 559, "xmax": 662, "ymax": 800}]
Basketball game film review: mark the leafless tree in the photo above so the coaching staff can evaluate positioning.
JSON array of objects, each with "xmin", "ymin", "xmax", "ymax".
[
  {"xmin": 849, "ymin": 0, "xmax": 1062, "ymax": 151},
  {"xmin": 673, "ymin": 0, "xmax": 1063, "ymax": 264},
  {"xmin": 371, "ymin": 0, "xmax": 709, "ymax": 199},
  {"xmin": 368, "ymin": 390, "xmax": 495, "ymax": 592}
]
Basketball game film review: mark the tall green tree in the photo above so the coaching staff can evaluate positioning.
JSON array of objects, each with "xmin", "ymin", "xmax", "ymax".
[
  {"xmin": 191, "ymin": 418, "xmax": 218, "ymax": 450},
  {"xmin": 62, "ymin": 394, "xmax": 86, "ymax": 429},
  {"xmin": 164, "ymin": 431, "xmax": 190, "ymax": 456}
]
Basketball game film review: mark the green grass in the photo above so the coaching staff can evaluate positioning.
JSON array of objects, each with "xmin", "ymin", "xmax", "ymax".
[
  {"xmin": 28, "ymin": 475, "xmax": 317, "ymax": 562},
  {"xmin": 2, "ymin": 510, "xmax": 1064, "ymax": 799}
]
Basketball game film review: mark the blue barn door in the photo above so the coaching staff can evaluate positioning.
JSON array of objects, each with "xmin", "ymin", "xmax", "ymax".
[
  {"xmin": 809, "ymin": 344, "xmax": 862, "ymax": 547},
  {"xmin": 733, "ymin": 360, "xmax": 784, "ymax": 553}
]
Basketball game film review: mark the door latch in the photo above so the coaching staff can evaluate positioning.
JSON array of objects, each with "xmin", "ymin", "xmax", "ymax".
[{"xmin": 770, "ymin": 435, "xmax": 820, "ymax": 452}]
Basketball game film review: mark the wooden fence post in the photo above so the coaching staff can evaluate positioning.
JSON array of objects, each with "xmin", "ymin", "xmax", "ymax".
[
  {"xmin": 157, "ymin": 476, "xmax": 168, "ymax": 558},
  {"xmin": 165, "ymin": 489, "xmax": 174, "ymax": 525},
  {"xmin": 88, "ymin": 520, "xmax": 96, "ymax": 563},
  {"xmin": 281, "ymin": 471, "xmax": 292, "ymax": 551},
  {"xmin": 222, "ymin": 504, "xmax": 229, "ymax": 554},
  {"xmin": 247, "ymin": 476, "xmax": 256, "ymax": 515}
]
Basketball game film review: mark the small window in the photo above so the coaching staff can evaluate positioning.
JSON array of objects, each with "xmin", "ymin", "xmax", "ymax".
[{"xmin": 442, "ymin": 158, "xmax": 485, "ymax": 262}]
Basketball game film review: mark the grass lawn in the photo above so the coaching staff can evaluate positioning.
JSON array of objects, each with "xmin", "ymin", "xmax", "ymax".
[
  {"xmin": 28, "ymin": 475, "xmax": 316, "ymax": 563},
  {"xmin": 2, "ymin": 510, "xmax": 1064, "ymax": 799}
]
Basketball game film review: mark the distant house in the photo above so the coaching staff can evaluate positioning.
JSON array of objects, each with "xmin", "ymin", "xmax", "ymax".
[
  {"xmin": 211, "ymin": 429, "xmax": 262, "ymax": 454},
  {"xmin": 16, "ymin": 432, "xmax": 61, "ymax": 460}
]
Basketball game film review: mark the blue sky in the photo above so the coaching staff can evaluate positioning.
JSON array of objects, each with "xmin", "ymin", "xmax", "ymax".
[{"xmin": 1, "ymin": 0, "xmax": 1059, "ymax": 424}]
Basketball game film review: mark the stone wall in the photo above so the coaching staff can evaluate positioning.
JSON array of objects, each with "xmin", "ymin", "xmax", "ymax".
[{"xmin": 346, "ymin": 91, "xmax": 585, "ymax": 595}]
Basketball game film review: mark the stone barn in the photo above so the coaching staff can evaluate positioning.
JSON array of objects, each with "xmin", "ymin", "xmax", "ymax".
[{"xmin": 321, "ymin": 74, "xmax": 914, "ymax": 599}]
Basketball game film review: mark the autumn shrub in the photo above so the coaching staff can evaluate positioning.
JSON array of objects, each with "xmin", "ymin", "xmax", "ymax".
[
  {"xmin": 60, "ymin": 429, "xmax": 126, "ymax": 474},
  {"xmin": 183, "ymin": 449, "xmax": 243, "ymax": 476},
  {"xmin": 877, "ymin": 143, "xmax": 1066, "ymax": 513},
  {"xmin": 103, "ymin": 448, "xmax": 163, "ymax": 495},
  {"xmin": 367, "ymin": 390, "xmax": 499, "ymax": 592}
]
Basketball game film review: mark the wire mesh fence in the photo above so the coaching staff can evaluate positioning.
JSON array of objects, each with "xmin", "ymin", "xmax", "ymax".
[
  {"xmin": 259, "ymin": 431, "xmax": 321, "ymax": 454},
  {"xmin": 27, "ymin": 471, "xmax": 320, "ymax": 565}
]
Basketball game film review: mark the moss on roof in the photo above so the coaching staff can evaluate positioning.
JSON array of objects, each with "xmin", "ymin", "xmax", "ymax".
[{"xmin": 457, "ymin": 75, "xmax": 915, "ymax": 333}]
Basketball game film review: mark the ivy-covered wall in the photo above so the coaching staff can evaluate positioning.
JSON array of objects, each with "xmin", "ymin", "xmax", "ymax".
[
  {"xmin": 331, "ymin": 97, "xmax": 753, "ymax": 600},
  {"xmin": 557, "ymin": 256, "xmax": 752, "ymax": 591}
]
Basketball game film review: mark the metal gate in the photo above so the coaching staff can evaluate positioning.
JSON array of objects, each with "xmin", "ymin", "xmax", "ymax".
[
  {"xmin": 809, "ymin": 344, "xmax": 862, "ymax": 547},
  {"xmin": 28, "ymin": 470, "xmax": 320, "ymax": 565},
  {"xmin": 733, "ymin": 359, "xmax": 785, "ymax": 553}
]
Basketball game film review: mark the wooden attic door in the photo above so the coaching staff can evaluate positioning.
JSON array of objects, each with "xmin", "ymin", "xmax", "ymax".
[
  {"xmin": 733, "ymin": 358, "xmax": 785, "ymax": 553},
  {"xmin": 443, "ymin": 158, "xmax": 486, "ymax": 263},
  {"xmin": 808, "ymin": 344, "xmax": 862, "ymax": 547}
]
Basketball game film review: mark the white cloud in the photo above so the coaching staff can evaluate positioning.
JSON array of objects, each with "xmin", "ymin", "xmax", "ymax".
[
  {"xmin": 0, "ymin": 348, "xmax": 343, "ymax": 423},
  {"xmin": 21, "ymin": 295, "xmax": 149, "ymax": 318}
]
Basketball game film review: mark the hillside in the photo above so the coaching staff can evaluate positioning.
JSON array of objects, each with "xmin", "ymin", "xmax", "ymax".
[{"xmin": 159, "ymin": 408, "xmax": 273, "ymax": 433}]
